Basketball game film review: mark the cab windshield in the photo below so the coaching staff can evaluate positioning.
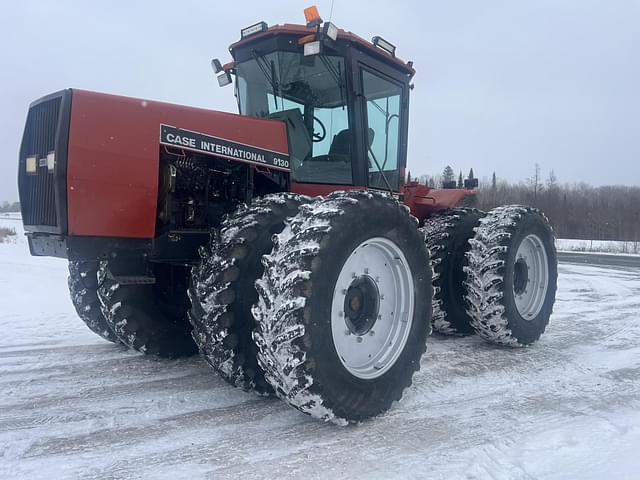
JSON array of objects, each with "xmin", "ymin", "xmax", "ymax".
[{"xmin": 236, "ymin": 51, "xmax": 352, "ymax": 184}]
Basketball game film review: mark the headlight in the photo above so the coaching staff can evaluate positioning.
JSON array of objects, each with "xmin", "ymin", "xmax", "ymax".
[
  {"xmin": 304, "ymin": 40, "xmax": 321, "ymax": 57},
  {"xmin": 372, "ymin": 36, "xmax": 396, "ymax": 57},
  {"xmin": 26, "ymin": 156, "xmax": 37, "ymax": 174},
  {"xmin": 47, "ymin": 152, "xmax": 55, "ymax": 172},
  {"xmin": 241, "ymin": 21, "xmax": 268, "ymax": 39},
  {"xmin": 217, "ymin": 71, "xmax": 232, "ymax": 87},
  {"xmin": 323, "ymin": 22, "xmax": 338, "ymax": 42}
]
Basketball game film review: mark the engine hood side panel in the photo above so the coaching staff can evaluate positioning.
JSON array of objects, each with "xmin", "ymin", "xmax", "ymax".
[{"xmin": 67, "ymin": 89, "xmax": 288, "ymax": 238}]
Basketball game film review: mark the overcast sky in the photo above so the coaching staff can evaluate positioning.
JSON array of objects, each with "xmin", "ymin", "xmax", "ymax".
[{"xmin": 1, "ymin": 0, "xmax": 639, "ymax": 201}]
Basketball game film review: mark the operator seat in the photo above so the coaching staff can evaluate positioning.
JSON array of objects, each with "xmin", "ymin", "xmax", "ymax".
[{"xmin": 328, "ymin": 128, "xmax": 375, "ymax": 162}]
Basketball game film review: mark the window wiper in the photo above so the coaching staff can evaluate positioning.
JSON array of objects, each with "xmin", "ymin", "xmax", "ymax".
[
  {"xmin": 370, "ymin": 98, "xmax": 399, "ymax": 170},
  {"xmin": 252, "ymin": 50, "xmax": 279, "ymax": 110},
  {"xmin": 381, "ymin": 113, "xmax": 399, "ymax": 170},
  {"xmin": 367, "ymin": 146, "xmax": 394, "ymax": 195},
  {"xmin": 370, "ymin": 99, "xmax": 388, "ymax": 117},
  {"xmin": 319, "ymin": 55, "xmax": 345, "ymax": 108}
]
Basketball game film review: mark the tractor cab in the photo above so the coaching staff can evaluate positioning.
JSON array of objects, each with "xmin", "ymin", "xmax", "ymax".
[{"xmin": 217, "ymin": 7, "xmax": 415, "ymax": 192}]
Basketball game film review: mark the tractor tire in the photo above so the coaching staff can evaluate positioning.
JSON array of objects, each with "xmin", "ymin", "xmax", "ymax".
[
  {"xmin": 464, "ymin": 205, "xmax": 557, "ymax": 346},
  {"xmin": 421, "ymin": 208, "xmax": 485, "ymax": 335},
  {"xmin": 189, "ymin": 194, "xmax": 310, "ymax": 394},
  {"xmin": 68, "ymin": 261, "xmax": 121, "ymax": 344},
  {"xmin": 97, "ymin": 262, "xmax": 197, "ymax": 358},
  {"xmin": 252, "ymin": 191, "xmax": 432, "ymax": 424}
]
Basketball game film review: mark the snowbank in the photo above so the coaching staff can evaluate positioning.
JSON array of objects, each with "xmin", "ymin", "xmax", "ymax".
[
  {"xmin": 0, "ymin": 214, "xmax": 24, "ymax": 246},
  {"xmin": 556, "ymin": 238, "xmax": 640, "ymax": 255}
]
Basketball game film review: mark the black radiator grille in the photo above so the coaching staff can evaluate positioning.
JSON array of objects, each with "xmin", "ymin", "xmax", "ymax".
[{"xmin": 20, "ymin": 97, "xmax": 62, "ymax": 227}]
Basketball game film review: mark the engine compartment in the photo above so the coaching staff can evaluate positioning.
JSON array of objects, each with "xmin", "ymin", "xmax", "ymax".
[{"xmin": 156, "ymin": 147, "xmax": 289, "ymax": 233}]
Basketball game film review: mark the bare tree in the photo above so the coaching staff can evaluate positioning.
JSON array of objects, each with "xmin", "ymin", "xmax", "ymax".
[{"xmin": 527, "ymin": 163, "xmax": 543, "ymax": 205}]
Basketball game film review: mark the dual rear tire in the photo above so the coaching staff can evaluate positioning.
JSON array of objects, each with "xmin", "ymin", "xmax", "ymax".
[
  {"xmin": 464, "ymin": 206, "xmax": 557, "ymax": 345},
  {"xmin": 422, "ymin": 209, "xmax": 484, "ymax": 335},
  {"xmin": 423, "ymin": 205, "xmax": 557, "ymax": 346}
]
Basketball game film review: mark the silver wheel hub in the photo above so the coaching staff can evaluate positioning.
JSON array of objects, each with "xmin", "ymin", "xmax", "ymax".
[
  {"xmin": 513, "ymin": 234, "xmax": 549, "ymax": 320},
  {"xmin": 331, "ymin": 237, "xmax": 415, "ymax": 380}
]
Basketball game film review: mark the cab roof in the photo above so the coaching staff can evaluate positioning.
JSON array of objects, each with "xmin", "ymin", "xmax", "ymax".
[{"xmin": 229, "ymin": 23, "xmax": 416, "ymax": 77}]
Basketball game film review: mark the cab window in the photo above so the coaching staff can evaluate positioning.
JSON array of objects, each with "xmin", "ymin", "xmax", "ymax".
[
  {"xmin": 236, "ymin": 53, "xmax": 352, "ymax": 185},
  {"xmin": 362, "ymin": 70, "xmax": 402, "ymax": 190}
]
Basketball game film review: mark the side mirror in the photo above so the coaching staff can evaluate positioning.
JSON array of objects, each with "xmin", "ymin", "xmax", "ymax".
[{"xmin": 212, "ymin": 58, "xmax": 232, "ymax": 87}]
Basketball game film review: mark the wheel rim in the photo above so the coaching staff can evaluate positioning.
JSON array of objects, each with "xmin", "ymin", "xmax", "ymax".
[
  {"xmin": 513, "ymin": 234, "xmax": 549, "ymax": 320},
  {"xmin": 331, "ymin": 237, "xmax": 415, "ymax": 380}
]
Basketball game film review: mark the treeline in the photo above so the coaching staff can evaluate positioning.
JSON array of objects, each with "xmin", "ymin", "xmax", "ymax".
[
  {"xmin": 0, "ymin": 201, "xmax": 20, "ymax": 213},
  {"xmin": 411, "ymin": 165, "xmax": 640, "ymax": 242},
  {"xmin": 4, "ymin": 168, "xmax": 639, "ymax": 242}
]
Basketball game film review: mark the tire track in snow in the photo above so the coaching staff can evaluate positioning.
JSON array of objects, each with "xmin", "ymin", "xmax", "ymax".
[{"xmin": 2, "ymin": 240, "xmax": 640, "ymax": 479}]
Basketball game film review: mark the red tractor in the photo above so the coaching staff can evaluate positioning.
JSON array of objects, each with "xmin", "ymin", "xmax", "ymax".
[{"xmin": 18, "ymin": 7, "xmax": 557, "ymax": 424}]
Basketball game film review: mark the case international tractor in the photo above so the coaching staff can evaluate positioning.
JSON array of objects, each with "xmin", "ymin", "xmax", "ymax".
[{"xmin": 17, "ymin": 7, "xmax": 557, "ymax": 424}]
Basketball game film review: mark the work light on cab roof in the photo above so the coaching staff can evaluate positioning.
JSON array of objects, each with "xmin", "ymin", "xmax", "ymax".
[{"xmin": 213, "ymin": 5, "xmax": 400, "ymax": 86}]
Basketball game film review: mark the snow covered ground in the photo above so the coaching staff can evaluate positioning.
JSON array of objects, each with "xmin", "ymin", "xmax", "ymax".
[
  {"xmin": 2, "ymin": 217, "xmax": 640, "ymax": 479},
  {"xmin": 0, "ymin": 213, "xmax": 19, "ymax": 244}
]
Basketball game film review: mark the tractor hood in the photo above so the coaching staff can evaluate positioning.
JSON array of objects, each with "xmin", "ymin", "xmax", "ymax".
[{"xmin": 18, "ymin": 89, "xmax": 290, "ymax": 239}]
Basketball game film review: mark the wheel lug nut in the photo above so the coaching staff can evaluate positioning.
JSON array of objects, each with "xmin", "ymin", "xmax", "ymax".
[
  {"xmin": 369, "ymin": 330, "xmax": 375, "ymax": 336},
  {"xmin": 345, "ymin": 329, "xmax": 351, "ymax": 335},
  {"xmin": 338, "ymin": 311, "xmax": 344, "ymax": 317},
  {"xmin": 342, "ymin": 289, "xmax": 347, "ymax": 295},
  {"xmin": 364, "ymin": 268, "xmax": 369, "ymax": 274},
  {"xmin": 377, "ymin": 314, "xmax": 382, "ymax": 320},
  {"xmin": 380, "ymin": 294, "xmax": 385, "ymax": 300},
  {"xmin": 356, "ymin": 337, "xmax": 363, "ymax": 343}
]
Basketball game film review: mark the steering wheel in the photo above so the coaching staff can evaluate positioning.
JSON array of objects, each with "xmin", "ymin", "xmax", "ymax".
[{"xmin": 312, "ymin": 116, "xmax": 326, "ymax": 142}]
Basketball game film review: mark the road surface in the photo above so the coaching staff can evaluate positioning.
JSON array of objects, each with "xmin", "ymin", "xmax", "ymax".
[
  {"xmin": 1, "ymin": 227, "xmax": 640, "ymax": 479},
  {"xmin": 557, "ymin": 251, "xmax": 640, "ymax": 268}
]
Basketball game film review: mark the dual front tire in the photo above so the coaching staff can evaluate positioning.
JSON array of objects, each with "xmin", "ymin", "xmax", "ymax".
[
  {"xmin": 67, "ymin": 261, "xmax": 197, "ymax": 358},
  {"xmin": 251, "ymin": 191, "xmax": 432, "ymax": 423},
  {"xmin": 189, "ymin": 191, "xmax": 431, "ymax": 423},
  {"xmin": 97, "ymin": 262, "xmax": 197, "ymax": 357},
  {"xmin": 188, "ymin": 194, "xmax": 309, "ymax": 394},
  {"xmin": 68, "ymin": 261, "xmax": 121, "ymax": 344}
]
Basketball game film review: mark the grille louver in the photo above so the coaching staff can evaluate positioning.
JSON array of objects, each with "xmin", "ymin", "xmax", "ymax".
[{"xmin": 18, "ymin": 90, "xmax": 71, "ymax": 233}]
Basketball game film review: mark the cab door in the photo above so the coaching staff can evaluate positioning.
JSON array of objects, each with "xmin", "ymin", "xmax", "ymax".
[{"xmin": 356, "ymin": 62, "xmax": 409, "ymax": 192}]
